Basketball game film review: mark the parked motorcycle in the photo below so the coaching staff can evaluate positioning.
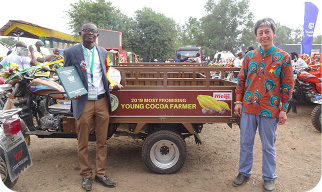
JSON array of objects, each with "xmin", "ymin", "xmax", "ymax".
[
  {"xmin": 305, "ymin": 67, "xmax": 322, "ymax": 132},
  {"xmin": 289, "ymin": 67, "xmax": 321, "ymax": 132},
  {"xmin": 292, "ymin": 67, "xmax": 321, "ymax": 103},
  {"xmin": 0, "ymin": 84, "xmax": 12, "ymax": 110},
  {"xmin": 5, "ymin": 67, "xmax": 65, "ymax": 132},
  {"xmin": 0, "ymin": 108, "xmax": 32, "ymax": 188},
  {"xmin": 0, "ymin": 57, "xmax": 86, "ymax": 140}
]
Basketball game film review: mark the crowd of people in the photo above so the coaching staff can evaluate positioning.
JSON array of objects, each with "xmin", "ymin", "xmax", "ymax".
[{"xmin": 0, "ymin": 40, "xmax": 62, "ymax": 74}]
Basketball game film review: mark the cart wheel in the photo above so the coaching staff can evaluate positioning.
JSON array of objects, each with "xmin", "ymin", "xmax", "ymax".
[
  {"xmin": 311, "ymin": 105, "xmax": 321, "ymax": 133},
  {"xmin": 142, "ymin": 130, "xmax": 186, "ymax": 174}
]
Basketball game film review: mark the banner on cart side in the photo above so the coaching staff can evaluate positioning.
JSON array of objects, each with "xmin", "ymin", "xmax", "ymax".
[{"xmin": 110, "ymin": 90, "xmax": 233, "ymax": 117}]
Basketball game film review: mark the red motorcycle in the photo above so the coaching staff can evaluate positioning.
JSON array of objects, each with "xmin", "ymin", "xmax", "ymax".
[
  {"xmin": 291, "ymin": 66, "xmax": 321, "ymax": 132},
  {"xmin": 296, "ymin": 68, "xmax": 321, "ymax": 97}
]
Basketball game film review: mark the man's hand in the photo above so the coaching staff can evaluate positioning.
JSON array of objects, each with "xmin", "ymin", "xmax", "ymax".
[
  {"xmin": 73, "ymin": 95, "xmax": 81, "ymax": 100},
  {"xmin": 28, "ymin": 45, "xmax": 34, "ymax": 53},
  {"xmin": 234, "ymin": 104, "xmax": 242, "ymax": 117},
  {"xmin": 278, "ymin": 111, "xmax": 287, "ymax": 125},
  {"xmin": 4, "ymin": 66, "xmax": 15, "ymax": 74},
  {"xmin": 110, "ymin": 84, "xmax": 124, "ymax": 90}
]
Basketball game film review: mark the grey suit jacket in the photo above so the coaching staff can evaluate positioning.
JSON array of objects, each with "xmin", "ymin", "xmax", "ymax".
[{"xmin": 63, "ymin": 43, "xmax": 111, "ymax": 119}]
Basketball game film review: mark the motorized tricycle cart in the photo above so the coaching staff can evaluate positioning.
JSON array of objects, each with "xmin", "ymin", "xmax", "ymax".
[{"xmin": 26, "ymin": 63, "xmax": 239, "ymax": 174}]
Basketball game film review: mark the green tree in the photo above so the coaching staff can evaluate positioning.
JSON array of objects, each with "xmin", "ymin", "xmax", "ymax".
[
  {"xmin": 200, "ymin": 0, "xmax": 255, "ymax": 57},
  {"xmin": 131, "ymin": 7, "xmax": 178, "ymax": 60},
  {"xmin": 274, "ymin": 23, "xmax": 294, "ymax": 45},
  {"xmin": 181, "ymin": 17, "xmax": 203, "ymax": 46},
  {"xmin": 238, "ymin": 17, "xmax": 256, "ymax": 52},
  {"xmin": 0, "ymin": 37, "xmax": 16, "ymax": 48},
  {"xmin": 313, "ymin": 35, "xmax": 322, "ymax": 44},
  {"xmin": 291, "ymin": 27, "xmax": 303, "ymax": 44},
  {"xmin": 66, "ymin": 0, "xmax": 134, "ymax": 50}
]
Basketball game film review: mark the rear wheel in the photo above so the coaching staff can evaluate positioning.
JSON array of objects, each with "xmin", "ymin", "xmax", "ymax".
[
  {"xmin": 0, "ymin": 147, "xmax": 18, "ymax": 189},
  {"xmin": 311, "ymin": 105, "xmax": 321, "ymax": 132},
  {"xmin": 142, "ymin": 130, "xmax": 186, "ymax": 174},
  {"xmin": 0, "ymin": 98, "xmax": 5, "ymax": 110}
]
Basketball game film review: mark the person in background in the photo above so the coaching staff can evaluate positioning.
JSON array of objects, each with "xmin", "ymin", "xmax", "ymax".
[
  {"xmin": 64, "ymin": 22, "xmax": 120, "ymax": 191},
  {"xmin": 233, "ymin": 18, "xmax": 294, "ymax": 191},
  {"xmin": 52, "ymin": 48, "xmax": 64, "ymax": 61},
  {"xmin": 6, "ymin": 50, "xmax": 12, "ymax": 56},
  {"xmin": 245, "ymin": 46, "xmax": 254, "ymax": 54},
  {"xmin": 194, "ymin": 53, "xmax": 201, "ymax": 63},
  {"xmin": 214, "ymin": 53, "xmax": 222, "ymax": 63},
  {"xmin": 50, "ymin": 48, "xmax": 64, "ymax": 69},
  {"xmin": 234, "ymin": 51, "xmax": 244, "ymax": 68},
  {"xmin": 0, "ymin": 41, "xmax": 37, "ymax": 109},
  {"xmin": 53, "ymin": 48, "xmax": 60, "ymax": 56},
  {"xmin": 0, "ymin": 41, "xmax": 36, "ymax": 69},
  {"xmin": 174, "ymin": 52, "xmax": 189, "ymax": 62},
  {"xmin": 313, "ymin": 54, "xmax": 321, "ymax": 63},
  {"xmin": 231, "ymin": 51, "xmax": 244, "ymax": 79},
  {"xmin": 34, "ymin": 41, "xmax": 59, "ymax": 76},
  {"xmin": 34, "ymin": 41, "xmax": 58, "ymax": 64},
  {"xmin": 290, "ymin": 52, "xmax": 308, "ymax": 69}
]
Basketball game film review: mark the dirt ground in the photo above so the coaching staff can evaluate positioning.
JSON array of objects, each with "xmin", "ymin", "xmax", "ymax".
[{"xmin": 6, "ymin": 103, "xmax": 322, "ymax": 192}]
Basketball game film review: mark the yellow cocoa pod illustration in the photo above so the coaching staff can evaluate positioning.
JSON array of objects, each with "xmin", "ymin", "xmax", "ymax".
[
  {"xmin": 218, "ymin": 101, "xmax": 230, "ymax": 110},
  {"xmin": 197, "ymin": 95, "xmax": 208, "ymax": 109},
  {"xmin": 198, "ymin": 101, "xmax": 208, "ymax": 109},
  {"xmin": 197, "ymin": 95, "xmax": 222, "ymax": 111}
]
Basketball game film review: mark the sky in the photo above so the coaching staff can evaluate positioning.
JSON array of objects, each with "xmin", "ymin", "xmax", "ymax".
[{"xmin": 0, "ymin": 0, "xmax": 321, "ymax": 44}]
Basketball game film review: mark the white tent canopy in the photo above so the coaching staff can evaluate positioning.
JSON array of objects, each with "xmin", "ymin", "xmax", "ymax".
[
  {"xmin": 214, "ymin": 51, "xmax": 235, "ymax": 63},
  {"xmin": 0, "ymin": 43, "xmax": 9, "ymax": 57}
]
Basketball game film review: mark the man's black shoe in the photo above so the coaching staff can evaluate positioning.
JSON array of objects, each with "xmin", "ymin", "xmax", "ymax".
[
  {"xmin": 82, "ymin": 178, "xmax": 92, "ymax": 191},
  {"xmin": 233, "ymin": 173, "xmax": 250, "ymax": 187},
  {"xmin": 95, "ymin": 175, "xmax": 116, "ymax": 188}
]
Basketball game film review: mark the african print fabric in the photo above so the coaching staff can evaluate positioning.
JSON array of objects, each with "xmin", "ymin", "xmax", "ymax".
[{"xmin": 236, "ymin": 45, "xmax": 294, "ymax": 118}]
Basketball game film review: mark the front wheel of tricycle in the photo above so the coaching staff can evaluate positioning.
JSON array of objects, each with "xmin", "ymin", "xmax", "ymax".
[{"xmin": 142, "ymin": 130, "xmax": 186, "ymax": 174}]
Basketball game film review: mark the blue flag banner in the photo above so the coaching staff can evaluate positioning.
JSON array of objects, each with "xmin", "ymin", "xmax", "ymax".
[{"xmin": 302, "ymin": 2, "xmax": 319, "ymax": 55}]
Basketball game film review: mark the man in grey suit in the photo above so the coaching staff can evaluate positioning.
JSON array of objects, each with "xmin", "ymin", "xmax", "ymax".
[{"xmin": 64, "ymin": 22, "xmax": 119, "ymax": 191}]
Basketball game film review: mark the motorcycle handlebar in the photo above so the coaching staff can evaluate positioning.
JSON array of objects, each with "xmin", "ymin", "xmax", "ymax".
[
  {"xmin": 13, "ymin": 66, "xmax": 56, "ymax": 81},
  {"xmin": 39, "ymin": 67, "xmax": 55, "ymax": 73},
  {"xmin": 22, "ymin": 74, "xmax": 33, "ymax": 81},
  {"xmin": 0, "ymin": 108, "xmax": 22, "ymax": 119}
]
